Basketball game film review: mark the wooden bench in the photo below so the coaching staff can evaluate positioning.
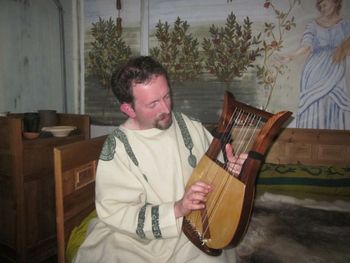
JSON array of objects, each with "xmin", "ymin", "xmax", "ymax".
[{"xmin": 54, "ymin": 135, "xmax": 106, "ymax": 263}]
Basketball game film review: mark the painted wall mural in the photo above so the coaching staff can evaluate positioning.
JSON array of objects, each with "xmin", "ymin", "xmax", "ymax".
[
  {"xmin": 274, "ymin": 0, "xmax": 350, "ymax": 129},
  {"xmin": 84, "ymin": 0, "xmax": 350, "ymax": 129}
]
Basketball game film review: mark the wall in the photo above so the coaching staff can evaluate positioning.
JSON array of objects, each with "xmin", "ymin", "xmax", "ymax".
[
  {"xmin": 1, "ymin": 0, "xmax": 349, "ymax": 135},
  {"xmin": 0, "ymin": 0, "xmax": 83, "ymax": 114},
  {"xmin": 85, "ymin": 0, "xmax": 350, "ymax": 134}
]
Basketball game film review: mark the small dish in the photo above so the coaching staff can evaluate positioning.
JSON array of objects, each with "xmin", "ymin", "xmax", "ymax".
[
  {"xmin": 42, "ymin": 126, "xmax": 76, "ymax": 137},
  {"xmin": 23, "ymin": 132, "xmax": 40, "ymax": 140}
]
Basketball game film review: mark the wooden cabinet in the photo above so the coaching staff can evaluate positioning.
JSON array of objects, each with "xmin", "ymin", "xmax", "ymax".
[{"xmin": 0, "ymin": 113, "xmax": 90, "ymax": 262}]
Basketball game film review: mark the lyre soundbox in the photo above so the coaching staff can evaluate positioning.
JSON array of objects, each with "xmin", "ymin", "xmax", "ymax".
[{"xmin": 182, "ymin": 91, "xmax": 292, "ymax": 256}]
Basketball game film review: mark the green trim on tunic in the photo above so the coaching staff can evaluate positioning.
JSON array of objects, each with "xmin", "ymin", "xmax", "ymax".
[
  {"xmin": 136, "ymin": 204, "xmax": 147, "ymax": 239},
  {"xmin": 114, "ymin": 128, "xmax": 149, "ymax": 181},
  {"xmin": 113, "ymin": 112, "xmax": 197, "ymax": 169},
  {"xmin": 173, "ymin": 112, "xmax": 197, "ymax": 168},
  {"xmin": 114, "ymin": 128, "xmax": 139, "ymax": 166},
  {"xmin": 99, "ymin": 134, "xmax": 116, "ymax": 161},
  {"xmin": 151, "ymin": 206, "xmax": 162, "ymax": 239}
]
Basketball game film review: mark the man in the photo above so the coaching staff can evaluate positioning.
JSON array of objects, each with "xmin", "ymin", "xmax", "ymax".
[{"xmin": 73, "ymin": 56, "xmax": 246, "ymax": 262}]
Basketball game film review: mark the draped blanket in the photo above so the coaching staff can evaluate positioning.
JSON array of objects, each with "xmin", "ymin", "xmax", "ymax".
[{"xmin": 236, "ymin": 193, "xmax": 350, "ymax": 263}]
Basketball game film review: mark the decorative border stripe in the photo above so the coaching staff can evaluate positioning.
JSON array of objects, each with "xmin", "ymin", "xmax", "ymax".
[
  {"xmin": 257, "ymin": 177, "xmax": 350, "ymax": 187},
  {"xmin": 114, "ymin": 128, "xmax": 139, "ymax": 166},
  {"xmin": 174, "ymin": 112, "xmax": 193, "ymax": 149},
  {"xmin": 151, "ymin": 206, "xmax": 162, "ymax": 239},
  {"xmin": 99, "ymin": 134, "xmax": 116, "ymax": 161},
  {"xmin": 174, "ymin": 112, "xmax": 197, "ymax": 168},
  {"xmin": 136, "ymin": 204, "xmax": 147, "ymax": 239}
]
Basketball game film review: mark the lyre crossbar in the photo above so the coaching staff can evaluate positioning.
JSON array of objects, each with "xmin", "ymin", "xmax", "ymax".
[{"xmin": 182, "ymin": 91, "xmax": 292, "ymax": 256}]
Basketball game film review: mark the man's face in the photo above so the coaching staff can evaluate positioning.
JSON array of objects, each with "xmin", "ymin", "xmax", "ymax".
[{"xmin": 130, "ymin": 74, "xmax": 172, "ymax": 130}]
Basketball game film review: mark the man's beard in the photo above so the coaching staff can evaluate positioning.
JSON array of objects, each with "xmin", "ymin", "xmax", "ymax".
[{"xmin": 154, "ymin": 113, "xmax": 172, "ymax": 130}]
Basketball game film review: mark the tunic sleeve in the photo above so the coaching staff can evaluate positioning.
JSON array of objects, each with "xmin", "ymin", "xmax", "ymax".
[
  {"xmin": 301, "ymin": 21, "xmax": 315, "ymax": 51},
  {"xmin": 95, "ymin": 134, "xmax": 181, "ymax": 241}
]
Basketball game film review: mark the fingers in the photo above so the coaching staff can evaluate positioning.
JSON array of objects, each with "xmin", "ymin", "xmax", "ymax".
[
  {"xmin": 231, "ymin": 153, "xmax": 248, "ymax": 174},
  {"xmin": 225, "ymin": 143, "xmax": 248, "ymax": 175},
  {"xmin": 225, "ymin": 144, "xmax": 235, "ymax": 161},
  {"xmin": 234, "ymin": 153, "xmax": 248, "ymax": 165},
  {"xmin": 229, "ymin": 161, "xmax": 243, "ymax": 174},
  {"xmin": 187, "ymin": 182, "xmax": 212, "ymax": 206},
  {"xmin": 225, "ymin": 143, "xmax": 247, "ymax": 164},
  {"xmin": 174, "ymin": 181, "xmax": 212, "ymax": 218}
]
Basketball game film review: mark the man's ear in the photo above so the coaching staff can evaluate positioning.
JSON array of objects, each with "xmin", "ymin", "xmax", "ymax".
[{"xmin": 120, "ymin": 103, "xmax": 136, "ymax": 118}]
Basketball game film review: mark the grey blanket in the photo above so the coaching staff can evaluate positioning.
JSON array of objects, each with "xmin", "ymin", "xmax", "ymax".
[{"xmin": 235, "ymin": 193, "xmax": 350, "ymax": 263}]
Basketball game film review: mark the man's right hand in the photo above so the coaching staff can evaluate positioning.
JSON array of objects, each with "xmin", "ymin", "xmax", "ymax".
[{"xmin": 174, "ymin": 181, "xmax": 212, "ymax": 218}]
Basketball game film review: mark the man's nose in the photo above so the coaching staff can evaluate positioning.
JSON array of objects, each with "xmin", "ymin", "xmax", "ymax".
[{"xmin": 160, "ymin": 99, "xmax": 171, "ymax": 113}]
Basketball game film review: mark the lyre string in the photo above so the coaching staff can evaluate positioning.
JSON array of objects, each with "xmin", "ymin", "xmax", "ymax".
[
  {"xmin": 190, "ymin": 107, "xmax": 241, "ymax": 229},
  {"xmin": 199, "ymin": 107, "xmax": 264, "ymax": 239},
  {"xmin": 198, "ymin": 107, "xmax": 245, "ymax": 237}
]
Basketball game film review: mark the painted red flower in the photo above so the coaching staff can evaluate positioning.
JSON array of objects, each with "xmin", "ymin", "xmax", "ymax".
[
  {"xmin": 264, "ymin": 1, "xmax": 271, "ymax": 8},
  {"xmin": 270, "ymin": 40, "xmax": 278, "ymax": 48}
]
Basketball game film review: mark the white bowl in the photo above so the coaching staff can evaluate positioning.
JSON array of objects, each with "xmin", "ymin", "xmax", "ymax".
[{"xmin": 42, "ymin": 126, "xmax": 76, "ymax": 137}]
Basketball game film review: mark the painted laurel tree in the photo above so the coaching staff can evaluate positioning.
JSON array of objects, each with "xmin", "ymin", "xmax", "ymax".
[
  {"xmin": 150, "ymin": 17, "xmax": 203, "ymax": 81},
  {"xmin": 202, "ymin": 12, "xmax": 262, "ymax": 88},
  {"xmin": 88, "ymin": 17, "xmax": 132, "ymax": 90}
]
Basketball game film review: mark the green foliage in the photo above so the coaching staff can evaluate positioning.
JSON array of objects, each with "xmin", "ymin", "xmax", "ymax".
[
  {"xmin": 88, "ymin": 17, "xmax": 132, "ymax": 89},
  {"xmin": 202, "ymin": 12, "xmax": 262, "ymax": 86},
  {"xmin": 150, "ymin": 17, "xmax": 202, "ymax": 81}
]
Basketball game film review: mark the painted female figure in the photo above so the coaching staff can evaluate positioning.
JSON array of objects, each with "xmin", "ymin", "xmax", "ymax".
[{"xmin": 277, "ymin": 0, "xmax": 350, "ymax": 129}]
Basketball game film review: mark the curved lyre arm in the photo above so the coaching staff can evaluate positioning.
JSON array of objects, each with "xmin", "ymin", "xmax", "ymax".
[{"xmin": 183, "ymin": 91, "xmax": 292, "ymax": 256}]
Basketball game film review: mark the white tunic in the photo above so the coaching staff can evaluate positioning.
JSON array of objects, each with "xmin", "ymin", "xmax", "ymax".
[{"xmin": 73, "ymin": 113, "xmax": 237, "ymax": 263}]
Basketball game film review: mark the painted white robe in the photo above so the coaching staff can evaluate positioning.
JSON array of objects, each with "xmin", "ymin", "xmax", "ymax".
[
  {"xmin": 73, "ymin": 112, "xmax": 236, "ymax": 263},
  {"xmin": 297, "ymin": 19, "xmax": 350, "ymax": 129}
]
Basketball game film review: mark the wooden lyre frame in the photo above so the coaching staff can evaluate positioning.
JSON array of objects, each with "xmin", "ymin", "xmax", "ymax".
[{"xmin": 182, "ymin": 91, "xmax": 292, "ymax": 256}]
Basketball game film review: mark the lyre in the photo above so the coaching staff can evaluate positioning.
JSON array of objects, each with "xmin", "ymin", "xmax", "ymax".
[{"xmin": 182, "ymin": 91, "xmax": 292, "ymax": 256}]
